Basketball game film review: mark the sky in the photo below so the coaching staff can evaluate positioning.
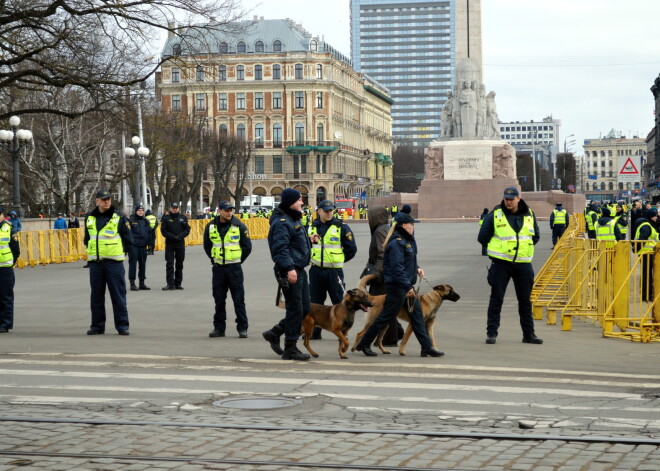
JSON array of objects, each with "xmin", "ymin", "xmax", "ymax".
[{"xmin": 239, "ymin": 0, "xmax": 660, "ymax": 155}]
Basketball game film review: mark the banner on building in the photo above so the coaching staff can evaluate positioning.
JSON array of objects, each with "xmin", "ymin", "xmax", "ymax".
[{"xmin": 617, "ymin": 155, "xmax": 641, "ymax": 183}]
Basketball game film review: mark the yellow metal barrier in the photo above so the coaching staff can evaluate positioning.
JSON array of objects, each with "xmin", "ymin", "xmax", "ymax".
[
  {"xmin": 15, "ymin": 218, "xmax": 270, "ymax": 269},
  {"xmin": 533, "ymin": 215, "xmax": 660, "ymax": 342}
]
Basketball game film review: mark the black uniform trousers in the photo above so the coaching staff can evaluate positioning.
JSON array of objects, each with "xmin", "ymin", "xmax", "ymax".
[
  {"xmin": 356, "ymin": 285, "xmax": 433, "ymax": 351},
  {"xmin": 128, "ymin": 245, "xmax": 147, "ymax": 281},
  {"xmin": 276, "ymin": 268, "xmax": 311, "ymax": 341},
  {"xmin": 89, "ymin": 260, "xmax": 129, "ymax": 333},
  {"xmin": 486, "ymin": 260, "xmax": 535, "ymax": 338},
  {"xmin": 367, "ymin": 275, "xmax": 400, "ymax": 344},
  {"xmin": 641, "ymin": 253, "xmax": 654, "ymax": 302},
  {"xmin": 552, "ymin": 225, "xmax": 566, "ymax": 246},
  {"xmin": 0, "ymin": 267, "xmax": 15, "ymax": 330},
  {"xmin": 165, "ymin": 246, "xmax": 185, "ymax": 288},
  {"xmin": 309, "ymin": 265, "xmax": 344, "ymax": 305},
  {"xmin": 212, "ymin": 263, "xmax": 248, "ymax": 333}
]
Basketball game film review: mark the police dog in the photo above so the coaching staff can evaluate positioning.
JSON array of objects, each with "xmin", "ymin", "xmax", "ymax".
[
  {"xmin": 302, "ymin": 289, "xmax": 373, "ymax": 359},
  {"xmin": 352, "ymin": 274, "xmax": 460, "ymax": 355}
]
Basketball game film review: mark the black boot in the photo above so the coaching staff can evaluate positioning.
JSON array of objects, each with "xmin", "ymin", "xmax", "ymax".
[
  {"xmin": 262, "ymin": 324, "xmax": 284, "ymax": 355},
  {"xmin": 281, "ymin": 340, "xmax": 310, "ymax": 361},
  {"xmin": 139, "ymin": 280, "xmax": 150, "ymax": 290},
  {"xmin": 130, "ymin": 281, "xmax": 138, "ymax": 291}
]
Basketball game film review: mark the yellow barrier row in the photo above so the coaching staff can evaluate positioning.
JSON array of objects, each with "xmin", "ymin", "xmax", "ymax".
[
  {"xmin": 15, "ymin": 218, "xmax": 270, "ymax": 269},
  {"xmin": 532, "ymin": 215, "xmax": 660, "ymax": 342}
]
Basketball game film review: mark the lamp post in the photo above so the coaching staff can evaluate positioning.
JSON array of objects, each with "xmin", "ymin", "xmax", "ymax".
[
  {"xmin": 0, "ymin": 116, "xmax": 33, "ymax": 217},
  {"xmin": 530, "ymin": 128, "xmax": 538, "ymax": 192},
  {"xmin": 124, "ymin": 135, "xmax": 150, "ymax": 207},
  {"xmin": 564, "ymin": 134, "xmax": 575, "ymax": 154}
]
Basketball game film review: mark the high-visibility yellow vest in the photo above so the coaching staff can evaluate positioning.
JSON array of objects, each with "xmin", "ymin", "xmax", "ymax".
[
  {"xmin": 145, "ymin": 214, "xmax": 157, "ymax": 229},
  {"xmin": 209, "ymin": 223, "xmax": 242, "ymax": 265},
  {"xmin": 241, "ymin": 212, "xmax": 249, "ymax": 220},
  {"xmin": 309, "ymin": 224, "xmax": 344, "ymax": 268},
  {"xmin": 586, "ymin": 211, "xmax": 597, "ymax": 231},
  {"xmin": 635, "ymin": 221, "xmax": 658, "ymax": 255},
  {"xmin": 552, "ymin": 209, "xmax": 567, "ymax": 225},
  {"xmin": 86, "ymin": 213, "xmax": 125, "ymax": 261},
  {"xmin": 301, "ymin": 214, "xmax": 308, "ymax": 226},
  {"xmin": 0, "ymin": 222, "xmax": 13, "ymax": 268},
  {"xmin": 595, "ymin": 219, "xmax": 616, "ymax": 241},
  {"xmin": 486, "ymin": 208, "xmax": 535, "ymax": 263},
  {"xmin": 392, "ymin": 205, "xmax": 398, "ymax": 213}
]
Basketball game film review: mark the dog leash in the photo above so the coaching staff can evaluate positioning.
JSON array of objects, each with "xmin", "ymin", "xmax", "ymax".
[{"xmin": 405, "ymin": 278, "xmax": 422, "ymax": 313}]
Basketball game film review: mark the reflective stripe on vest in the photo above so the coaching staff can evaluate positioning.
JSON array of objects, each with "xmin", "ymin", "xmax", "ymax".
[
  {"xmin": 586, "ymin": 211, "xmax": 597, "ymax": 231},
  {"xmin": 635, "ymin": 221, "xmax": 659, "ymax": 255},
  {"xmin": 0, "ymin": 222, "xmax": 13, "ymax": 267},
  {"xmin": 595, "ymin": 219, "xmax": 616, "ymax": 241},
  {"xmin": 552, "ymin": 209, "xmax": 567, "ymax": 225},
  {"xmin": 309, "ymin": 224, "xmax": 344, "ymax": 268},
  {"xmin": 145, "ymin": 214, "xmax": 157, "ymax": 229},
  {"xmin": 486, "ymin": 208, "xmax": 535, "ymax": 263},
  {"xmin": 209, "ymin": 223, "xmax": 242, "ymax": 265},
  {"xmin": 86, "ymin": 213, "xmax": 125, "ymax": 261}
]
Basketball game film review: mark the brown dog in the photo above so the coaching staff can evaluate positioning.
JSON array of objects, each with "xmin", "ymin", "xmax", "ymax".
[
  {"xmin": 302, "ymin": 289, "xmax": 373, "ymax": 359},
  {"xmin": 352, "ymin": 275, "xmax": 460, "ymax": 355}
]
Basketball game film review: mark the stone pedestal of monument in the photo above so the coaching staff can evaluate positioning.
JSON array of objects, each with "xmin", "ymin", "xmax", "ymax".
[{"xmin": 419, "ymin": 140, "xmax": 518, "ymax": 218}]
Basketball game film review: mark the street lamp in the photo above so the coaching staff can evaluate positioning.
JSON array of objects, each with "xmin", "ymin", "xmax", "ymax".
[
  {"xmin": 0, "ymin": 116, "xmax": 33, "ymax": 217},
  {"xmin": 124, "ymin": 135, "xmax": 150, "ymax": 207},
  {"xmin": 564, "ymin": 134, "xmax": 576, "ymax": 153}
]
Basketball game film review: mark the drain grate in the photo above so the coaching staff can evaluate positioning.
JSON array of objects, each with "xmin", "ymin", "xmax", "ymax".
[{"xmin": 213, "ymin": 396, "xmax": 302, "ymax": 410}]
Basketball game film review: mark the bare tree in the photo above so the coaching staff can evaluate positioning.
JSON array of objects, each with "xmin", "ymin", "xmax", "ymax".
[{"xmin": 205, "ymin": 131, "xmax": 253, "ymax": 208}]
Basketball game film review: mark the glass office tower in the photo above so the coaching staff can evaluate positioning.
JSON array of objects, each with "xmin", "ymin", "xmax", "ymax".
[{"xmin": 350, "ymin": 0, "xmax": 457, "ymax": 146}]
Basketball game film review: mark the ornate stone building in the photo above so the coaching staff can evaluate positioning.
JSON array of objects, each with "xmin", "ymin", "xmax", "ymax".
[{"xmin": 158, "ymin": 17, "xmax": 393, "ymax": 207}]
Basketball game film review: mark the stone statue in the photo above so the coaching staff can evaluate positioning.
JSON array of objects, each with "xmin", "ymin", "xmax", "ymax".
[
  {"xmin": 486, "ymin": 91, "xmax": 500, "ymax": 138},
  {"xmin": 424, "ymin": 145, "xmax": 444, "ymax": 180},
  {"xmin": 441, "ymin": 91, "xmax": 453, "ymax": 137},
  {"xmin": 459, "ymin": 81, "xmax": 477, "ymax": 139},
  {"xmin": 476, "ymin": 85, "xmax": 487, "ymax": 138},
  {"xmin": 493, "ymin": 143, "xmax": 516, "ymax": 179},
  {"xmin": 451, "ymin": 85, "xmax": 462, "ymax": 138}
]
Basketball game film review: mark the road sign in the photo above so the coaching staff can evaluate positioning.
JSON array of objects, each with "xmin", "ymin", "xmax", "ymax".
[{"xmin": 618, "ymin": 155, "xmax": 641, "ymax": 183}]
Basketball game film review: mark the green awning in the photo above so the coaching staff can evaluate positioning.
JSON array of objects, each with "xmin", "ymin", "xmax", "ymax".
[
  {"xmin": 374, "ymin": 152, "xmax": 384, "ymax": 163},
  {"xmin": 382, "ymin": 155, "xmax": 392, "ymax": 166},
  {"xmin": 364, "ymin": 85, "xmax": 394, "ymax": 105},
  {"xmin": 286, "ymin": 146, "xmax": 315, "ymax": 154},
  {"xmin": 315, "ymin": 146, "xmax": 338, "ymax": 154}
]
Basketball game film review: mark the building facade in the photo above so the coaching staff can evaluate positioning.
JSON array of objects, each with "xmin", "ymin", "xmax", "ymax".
[
  {"xmin": 582, "ymin": 130, "xmax": 646, "ymax": 202},
  {"xmin": 499, "ymin": 116, "xmax": 560, "ymax": 178},
  {"xmin": 158, "ymin": 18, "xmax": 393, "ymax": 208},
  {"xmin": 350, "ymin": 0, "xmax": 481, "ymax": 146}
]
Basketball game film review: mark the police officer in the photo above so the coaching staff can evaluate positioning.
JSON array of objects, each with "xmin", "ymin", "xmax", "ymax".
[
  {"xmin": 262, "ymin": 188, "xmax": 316, "ymax": 361},
  {"xmin": 613, "ymin": 203, "xmax": 629, "ymax": 239},
  {"xmin": 585, "ymin": 203, "xmax": 598, "ymax": 239},
  {"xmin": 549, "ymin": 202, "xmax": 568, "ymax": 248},
  {"xmin": 634, "ymin": 208, "xmax": 658, "ymax": 302},
  {"xmin": 478, "ymin": 187, "xmax": 543, "ymax": 345},
  {"xmin": 84, "ymin": 189, "xmax": 133, "ymax": 335},
  {"xmin": 128, "ymin": 204, "xmax": 151, "ymax": 291},
  {"xmin": 307, "ymin": 200, "xmax": 357, "ymax": 340},
  {"xmin": 144, "ymin": 209, "xmax": 158, "ymax": 255},
  {"xmin": 595, "ymin": 207, "xmax": 623, "ymax": 243},
  {"xmin": 0, "ymin": 207, "xmax": 20, "ymax": 333},
  {"xmin": 354, "ymin": 213, "xmax": 443, "ymax": 357},
  {"xmin": 160, "ymin": 202, "xmax": 191, "ymax": 290},
  {"xmin": 204, "ymin": 200, "xmax": 252, "ymax": 338}
]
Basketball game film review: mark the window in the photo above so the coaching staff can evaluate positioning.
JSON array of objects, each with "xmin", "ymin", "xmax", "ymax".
[
  {"xmin": 255, "ymin": 124, "xmax": 264, "ymax": 148},
  {"xmin": 273, "ymin": 40, "xmax": 282, "ymax": 52},
  {"xmin": 171, "ymin": 94, "xmax": 181, "ymax": 111},
  {"xmin": 272, "ymin": 64, "xmax": 281, "ymax": 79},
  {"xmin": 218, "ymin": 65, "xmax": 226, "ymax": 81},
  {"xmin": 236, "ymin": 93, "xmax": 245, "ymax": 110},
  {"xmin": 295, "ymin": 91, "xmax": 305, "ymax": 108},
  {"xmin": 171, "ymin": 67, "xmax": 180, "ymax": 83},
  {"xmin": 237, "ymin": 41, "xmax": 246, "ymax": 53},
  {"xmin": 218, "ymin": 93, "xmax": 227, "ymax": 110},
  {"xmin": 196, "ymin": 65, "xmax": 204, "ymax": 81},
  {"xmin": 295, "ymin": 123, "xmax": 305, "ymax": 145},
  {"xmin": 172, "ymin": 43, "xmax": 181, "ymax": 56},
  {"xmin": 316, "ymin": 64, "xmax": 323, "ymax": 79},
  {"xmin": 600, "ymin": 182, "xmax": 605, "ymax": 190},
  {"xmin": 195, "ymin": 93, "xmax": 206, "ymax": 110},
  {"xmin": 609, "ymin": 160, "xmax": 613, "ymax": 167},
  {"xmin": 295, "ymin": 63, "xmax": 303, "ymax": 79},
  {"xmin": 272, "ymin": 92, "xmax": 282, "ymax": 109},
  {"xmin": 316, "ymin": 123, "xmax": 324, "ymax": 144},
  {"xmin": 236, "ymin": 65, "xmax": 244, "ymax": 80},
  {"xmin": 255, "ymin": 65, "xmax": 262, "ymax": 80},
  {"xmin": 254, "ymin": 92, "xmax": 263, "ymax": 109},
  {"xmin": 219, "ymin": 42, "xmax": 228, "ymax": 54},
  {"xmin": 273, "ymin": 124, "xmax": 282, "ymax": 148},
  {"xmin": 237, "ymin": 123, "xmax": 246, "ymax": 140},
  {"xmin": 273, "ymin": 155, "xmax": 282, "ymax": 173},
  {"xmin": 316, "ymin": 92, "xmax": 323, "ymax": 109},
  {"xmin": 255, "ymin": 155, "xmax": 264, "ymax": 173},
  {"xmin": 310, "ymin": 40, "xmax": 318, "ymax": 51},
  {"xmin": 316, "ymin": 154, "xmax": 326, "ymax": 173},
  {"xmin": 300, "ymin": 155, "xmax": 307, "ymax": 173},
  {"xmin": 219, "ymin": 124, "xmax": 228, "ymax": 136},
  {"xmin": 255, "ymin": 41, "xmax": 264, "ymax": 52}
]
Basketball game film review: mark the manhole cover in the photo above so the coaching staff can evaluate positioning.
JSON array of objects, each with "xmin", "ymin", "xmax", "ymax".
[{"xmin": 213, "ymin": 396, "xmax": 302, "ymax": 410}]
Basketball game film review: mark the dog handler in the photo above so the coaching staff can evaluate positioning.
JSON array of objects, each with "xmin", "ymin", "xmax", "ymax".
[
  {"xmin": 354, "ymin": 213, "xmax": 444, "ymax": 357},
  {"xmin": 478, "ymin": 186, "xmax": 543, "ymax": 345}
]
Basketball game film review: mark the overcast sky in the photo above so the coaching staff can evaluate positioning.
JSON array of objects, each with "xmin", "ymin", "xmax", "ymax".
[{"xmin": 240, "ymin": 0, "xmax": 660, "ymax": 154}]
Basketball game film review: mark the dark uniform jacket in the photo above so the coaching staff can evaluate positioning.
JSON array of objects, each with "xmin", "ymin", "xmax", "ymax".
[
  {"xmin": 1, "ymin": 220, "xmax": 20, "ymax": 265},
  {"xmin": 203, "ymin": 215, "xmax": 252, "ymax": 263},
  {"xmin": 309, "ymin": 217, "xmax": 357, "ymax": 264},
  {"xmin": 160, "ymin": 212, "xmax": 190, "ymax": 248},
  {"xmin": 634, "ymin": 217, "xmax": 656, "ymax": 241},
  {"xmin": 83, "ymin": 206, "xmax": 133, "ymax": 253},
  {"xmin": 477, "ymin": 199, "xmax": 541, "ymax": 255},
  {"xmin": 268, "ymin": 206, "xmax": 311, "ymax": 273},
  {"xmin": 129, "ymin": 213, "xmax": 151, "ymax": 247},
  {"xmin": 549, "ymin": 208, "xmax": 569, "ymax": 228},
  {"xmin": 383, "ymin": 225, "xmax": 419, "ymax": 292}
]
